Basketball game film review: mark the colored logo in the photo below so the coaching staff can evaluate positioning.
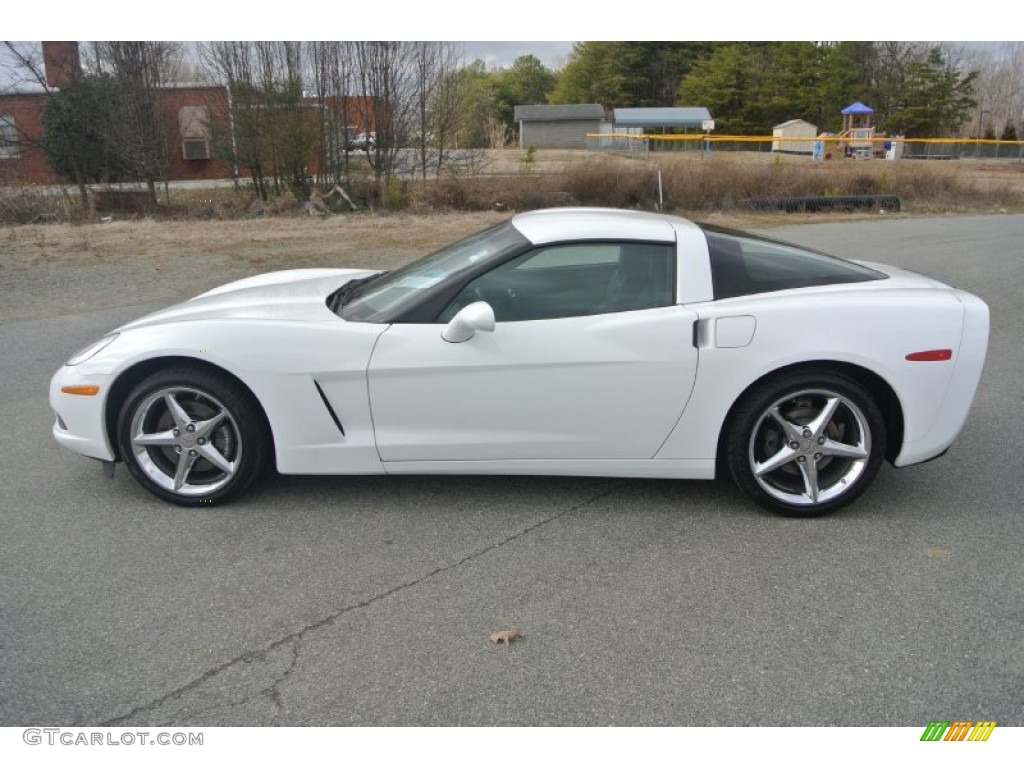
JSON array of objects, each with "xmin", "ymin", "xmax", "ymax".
[{"xmin": 920, "ymin": 721, "xmax": 996, "ymax": 741}]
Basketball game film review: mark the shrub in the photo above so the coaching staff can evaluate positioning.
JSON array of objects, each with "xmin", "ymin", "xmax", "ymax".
[
  {"xmin": 0, "ymin": 187, "xmax": 82, "ymax": 224},
  {"xmin": 6, "ymin": 151, "xmax": 1021, "ymax": 224}
]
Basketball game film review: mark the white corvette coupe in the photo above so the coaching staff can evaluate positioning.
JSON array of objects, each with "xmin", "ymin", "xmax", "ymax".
[{"xmin": 50, "ymin": 208, "xmax": 989, "ymax": 516}]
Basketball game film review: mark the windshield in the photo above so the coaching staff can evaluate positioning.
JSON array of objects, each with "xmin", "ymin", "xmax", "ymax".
[{"xmin": 339, "ymin": 221, "xmax": 528, "ymax": 322}]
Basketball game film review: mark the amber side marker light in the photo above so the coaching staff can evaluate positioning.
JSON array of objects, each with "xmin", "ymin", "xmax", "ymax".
[
  {"xmin": 906, "ymin": 349, "xmax": 953, "ymax": 362},
  {"xmin": 61, "ymin": 385, "xmax": 100, "ymax": 396}
]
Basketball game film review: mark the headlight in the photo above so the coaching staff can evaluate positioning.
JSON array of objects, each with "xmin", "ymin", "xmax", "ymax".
[{"xmin": 66, "ymin": 333, "xmax": 119, "ymax": 366}]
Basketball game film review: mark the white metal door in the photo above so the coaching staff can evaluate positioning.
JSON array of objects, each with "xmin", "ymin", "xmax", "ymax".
[{"xmin": 367, "ymin": 306, "xmax": 699, "ymax": 462}]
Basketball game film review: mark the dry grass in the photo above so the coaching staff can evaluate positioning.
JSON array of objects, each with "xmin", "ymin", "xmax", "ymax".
[
  {"xmin": 4, "ymin": 149, "xmax": 1022, "ymax": 226},
  {"xmin": 416, "ymin": 151, "xmax": 1024, "ymax": 214},
  {"xmin": 521, "ymin": 149, "xmax": 1021, "ymax": 210},
  {"xmin": 0, "ymin": 186, "xmax": 80, "ymax": 225},
  {"xmin": 3, "ymin": 149, "xmax": 1022, "ymax": 323},
  {"xmin": 0, "ymin": 212, "xmax": 509, "ymax": 322}
]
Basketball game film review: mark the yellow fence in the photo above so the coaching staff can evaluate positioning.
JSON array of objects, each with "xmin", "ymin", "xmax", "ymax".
[{"xmin": 586, "ymin": 132, "xmax": 1024, "ymax": 160}]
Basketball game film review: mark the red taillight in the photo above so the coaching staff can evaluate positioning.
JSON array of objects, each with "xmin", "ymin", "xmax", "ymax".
[{"xmin": 906, "ymin": 349, "xmax": 953, "ymax": 362}]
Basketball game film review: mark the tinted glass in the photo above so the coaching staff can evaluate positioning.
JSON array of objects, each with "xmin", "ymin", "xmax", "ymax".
[
  {"xmin": 702, "ymin": 225, "xmax": 886, "ymax": 300},
  {"xmin": 340, "ymin": 221, "xmax": 528, "ymax": 322},
  {"xmin": 438, "ymin": 241, "xmax": 675, "ymax": 323}
]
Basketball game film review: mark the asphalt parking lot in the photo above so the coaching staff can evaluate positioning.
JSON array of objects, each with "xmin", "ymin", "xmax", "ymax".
[{"xmin": 1, "ymin": 214, "xmax": 1021, "ymax": 726}]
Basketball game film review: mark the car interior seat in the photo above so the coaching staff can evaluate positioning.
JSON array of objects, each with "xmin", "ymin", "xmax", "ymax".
[{"xmin": 605, "ymin": 245, "xmax": 671, "ymax": 312}]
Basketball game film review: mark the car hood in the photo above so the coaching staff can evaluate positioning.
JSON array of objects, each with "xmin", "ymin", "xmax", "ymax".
[{"xmin": 117, "ymin": 268, "xmax": 378, "ymax": 330}]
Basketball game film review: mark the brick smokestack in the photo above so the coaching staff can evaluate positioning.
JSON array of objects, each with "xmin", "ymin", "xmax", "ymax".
[{"xmin": 42, "ymin": 42, "xmax": 82, "ymax": 88}]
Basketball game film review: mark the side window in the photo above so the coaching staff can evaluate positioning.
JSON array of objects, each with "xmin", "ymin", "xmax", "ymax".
[
  {"xmin": 705, "ymin": 227, "xmax": 885, "ymax": 300},
  {"xmin": 515, "ymin": 243, "xmax": 620, "ymax": 270},
  {"xmin": 438, "ymin": 241, "xmax": 675, "ymax": 323},
  {"xmin": 178, "ymin": 106, "xmax": 211, "ymax": 160},
  {"xmin": 0, "ymin": 115, "xmax": 19, "ymax": 159}
]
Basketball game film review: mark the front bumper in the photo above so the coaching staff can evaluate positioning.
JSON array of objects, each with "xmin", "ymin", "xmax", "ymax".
[{"xmin": 49, "ymin": 366, "xmax": 116, "ymax": 461}]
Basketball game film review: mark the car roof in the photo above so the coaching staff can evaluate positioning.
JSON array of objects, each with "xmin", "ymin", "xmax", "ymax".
[{"xmin": 510, "ymin": 207, "xmax": 698, "ymax": 246}]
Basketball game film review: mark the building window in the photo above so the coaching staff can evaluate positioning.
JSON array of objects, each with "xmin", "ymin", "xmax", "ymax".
[
  {"xmin": 0, "ymin": 115, "xmax": 19, "ymax": 159},
  {"xmin": 178, "ymin": 106, "xmax": 211, "ymax": 161}
]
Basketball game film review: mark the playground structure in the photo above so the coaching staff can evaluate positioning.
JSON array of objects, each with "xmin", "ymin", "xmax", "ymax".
[
  {"xmin": 837, "ymin": 101, "xmax": 882, "ymax": 158},
  {"xmin": 811, "ymin": 101, "xmax": 902, "ymax": 160}
]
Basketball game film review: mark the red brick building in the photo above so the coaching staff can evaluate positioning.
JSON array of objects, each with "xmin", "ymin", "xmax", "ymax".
[
  {"xmin": 0, "ymin": 91, "xmax": 58, "ymax": 184},
  {"xmin": 1, "ymin": 43, "xmax": 234, "ymax": 185},
  {"xmin": 157, "ymin": 85, "xmax": 235, "ymax": 182},
  {"xmin": 1, "ymin": 43, "xmax": 374, "ymax": 188}
]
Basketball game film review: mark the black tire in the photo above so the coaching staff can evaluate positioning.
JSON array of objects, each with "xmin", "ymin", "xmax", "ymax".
[
  {"xmin": 726, "ymin": 370, "xmax": 886, "ymax": 517},
  {"xmin": 116, "ymin": 367, "xmax": 268, "ymax": 506}
]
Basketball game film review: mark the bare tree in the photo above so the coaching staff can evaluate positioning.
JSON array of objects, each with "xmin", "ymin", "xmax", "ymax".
[
  {"xmin": 257, "ymin": 41, "xmax": 314, "ymax": 197},
  {"xmin": 410, "ymin": 41, "xmax": 463, "ymax": 181},
  {"xmin": 309, "ymin": 41, "xmax": 355, "ymax": 188},
  {"xmin": 95, "ymin": 41, "xmax": 181, "ymax": 204},
  {"xmin": 866, "ymin": 42, "xmax": 930, "ymax": 122},
  {"xmin": 961, "ymin": 42, "xmax": 1024, "ymax": 138},
  {"xmin": 254, "ymin": 42, "xmax": 287, "ymax": 196},
  {"xmin": 1, "ymin": 41, "xmax": 51, "ymax": 93},
  {"xmin": 205, "ymin": 41, "xmax": 274, "ymax": 199},
  {"xmin": 411, "ymin": 42, "xmax": 437, "ymax": 182},
  {"xmin": 352, "ymin": 41, "xmax": 418, "ymax": 186},
  {"xmin": 431, "ymin": 52, "xmax": 470, "ymax": 173},
  {"xmin": 195, "ymin": 41, "xmax": 493, "ymax": 203}
]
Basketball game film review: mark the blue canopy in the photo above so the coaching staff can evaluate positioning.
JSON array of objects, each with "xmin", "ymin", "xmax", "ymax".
[{"xmin": 841, "ymin": 101, "xmax": 875, "ymax": 115}]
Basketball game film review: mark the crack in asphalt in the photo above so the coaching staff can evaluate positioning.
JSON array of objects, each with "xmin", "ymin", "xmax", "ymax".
[
  {"xmin": 99, "ymin": 483, "xmax": 622, "ymax": 726},
  {"xmin": 154, "ymin": 638, "xmax": 299, "ymax": 725},
  {"xmin": 259, "ymin": 638, "xmax": 300, "ymax": 717}
]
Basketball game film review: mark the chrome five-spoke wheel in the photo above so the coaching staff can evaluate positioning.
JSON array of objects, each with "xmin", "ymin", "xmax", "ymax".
[
  {"xmin": 117, "ymin": 368, "xmax": 267, "ymax": 505},
  {"xmin": 129, "ymin": 387, "xmax": 242, "ymax": 496},
  {"xmin": 727, "ymin": 372, "xmax": 886, "ymax": 516}
]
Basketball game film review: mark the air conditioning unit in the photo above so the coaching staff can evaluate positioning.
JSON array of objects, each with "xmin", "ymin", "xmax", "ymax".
[{"xmin": 182, "ymin": 138, "xmax": 210, "ymax": 161}]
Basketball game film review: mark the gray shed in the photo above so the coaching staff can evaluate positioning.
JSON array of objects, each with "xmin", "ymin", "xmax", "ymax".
[{"xmin": 514, "ymin": 104, "xmax": 607, "ymax": 149}]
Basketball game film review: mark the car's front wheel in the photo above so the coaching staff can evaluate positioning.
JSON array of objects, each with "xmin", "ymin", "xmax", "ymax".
[
  {"xmin": 726, "ymin": 371, "xmax": 886, "ymax": 516},
  {"xmin": 116, "ymin": 368, "xmax": 268, "ymax": 505}
]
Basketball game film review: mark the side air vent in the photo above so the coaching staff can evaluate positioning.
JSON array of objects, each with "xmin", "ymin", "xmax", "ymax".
[{"xmin": 313, "ymin": 380, "xmax": 345, "ymax": 437}]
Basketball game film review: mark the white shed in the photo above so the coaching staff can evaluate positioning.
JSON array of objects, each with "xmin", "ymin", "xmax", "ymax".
[{"xmin": 772, "ymin": 119, "xmax": 818, "ymax": 154}]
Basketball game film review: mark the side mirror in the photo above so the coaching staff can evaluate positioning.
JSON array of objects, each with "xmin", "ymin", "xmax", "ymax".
[{"xmin": 442, "ymin": 301, "xmax": 495, "ymax": 343}]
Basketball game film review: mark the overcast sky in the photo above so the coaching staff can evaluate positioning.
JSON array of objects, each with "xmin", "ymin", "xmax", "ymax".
[
  {"xmin": 1, "ymin": 41, "xmax": 577, "ymax": 91},
  {"xmin": 462, "ymin": 42, "xmax": 574, "ymax": 69},
  {"xmin": 3, "ymin": 38, "xmax": 1007, "ymax": 91},
  {"xmin": 9, "ymin": 0, "xmax": 999, "ymax": 46}
]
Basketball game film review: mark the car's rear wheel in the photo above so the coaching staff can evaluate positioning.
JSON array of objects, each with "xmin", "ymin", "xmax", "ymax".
[
  {"xmin": 726, "ymin": 371, "xmax": 886, "ymax": 516},
  {"xmin": 116, "ymin": 368, "xmax": 267, "ymax": 506}
]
